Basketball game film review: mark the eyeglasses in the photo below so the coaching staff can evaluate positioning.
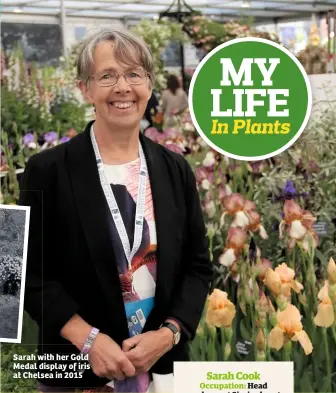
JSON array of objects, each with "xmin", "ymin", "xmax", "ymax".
[{"xmin": 91, "ymin": 69, "xmax": 149, "ymax": 87}]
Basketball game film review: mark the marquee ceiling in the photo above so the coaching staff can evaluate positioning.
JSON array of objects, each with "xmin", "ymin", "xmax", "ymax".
[{"xmin": 2, "ymin": 0, "xmax": 336, "ymax": 23}]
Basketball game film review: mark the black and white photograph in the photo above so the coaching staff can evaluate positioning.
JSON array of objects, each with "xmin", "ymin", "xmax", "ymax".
[{"xmin": 0, "ymin": 204, "xmax": 30, "ymax": 343}]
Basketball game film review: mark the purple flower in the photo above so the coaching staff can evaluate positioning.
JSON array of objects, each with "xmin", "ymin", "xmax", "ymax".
[
  {"xmin": 59, "ymin": 136, "xmax": 70, "ymax": 144},
  {"xmin": 44, "ymin": 131, "xmax": 58, "ymax": 143},
  {"xmin": 282, "ymin": 180, "xmax": 298, "ymax": 200},
  {"xmin": 23, "ymin": 133, "xmax": 34, "ymax": 146}
]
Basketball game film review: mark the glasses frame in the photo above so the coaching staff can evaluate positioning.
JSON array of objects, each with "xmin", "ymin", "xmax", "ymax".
[{"xmin": 90, "ymin": 69, "xmax": 150, "ymax": 87}]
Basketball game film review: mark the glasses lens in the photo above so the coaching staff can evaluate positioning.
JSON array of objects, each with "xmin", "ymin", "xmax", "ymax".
[
  {"xmin": 96, "ymin": 72, "xmax": 118, "ymax": 86},
  {"xmin": 125, "ymin": 70, "xmax": 147, "ymax": 85}
]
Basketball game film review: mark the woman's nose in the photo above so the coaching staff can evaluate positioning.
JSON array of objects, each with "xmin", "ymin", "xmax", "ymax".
[{"xmin": 114, "ymin": 74, "xmax": 131, "ymax": 93}]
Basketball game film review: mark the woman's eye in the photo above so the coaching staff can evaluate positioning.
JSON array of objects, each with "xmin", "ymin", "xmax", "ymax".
[
  {"xmin": 101, "ymin": 74, "xmax": 111, "ymax": 79},
  {"xmin": 129, "ymin": 72, "xmax": 140, "ymax": 78}
]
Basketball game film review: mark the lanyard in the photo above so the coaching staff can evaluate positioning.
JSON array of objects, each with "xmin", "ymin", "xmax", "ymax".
[{"xmin": 90, "ymin": 125, "xmax": 148, "ymax": 291}]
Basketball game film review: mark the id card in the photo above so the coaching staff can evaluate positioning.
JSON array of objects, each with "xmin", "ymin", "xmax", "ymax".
[{"xmin": 125, "ymin": 297, "xmax": 154, "ymax": 336}]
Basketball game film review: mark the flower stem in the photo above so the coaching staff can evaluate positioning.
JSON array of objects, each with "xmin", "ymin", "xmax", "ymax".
[
  {"xmin": 209, "ymin": 235, "xmax": 214, "ymax": 262},
  {"xmin": 220, "ymin": 328, "xmax": 226, "ymax": 361},
  {"xmin": 291, "ymin": 245, "xmax": 296, "ymax": 271},
  {"xmin": 322, "ymin": 328, "xmax": 331, "ymax": 392},
  {"xmin": 283, "ymin": 341, "xmax": 292, "ymax": 361},
  {"xmin": 332, "ymin": 326, "xmax": 336, "ymax": 345}
]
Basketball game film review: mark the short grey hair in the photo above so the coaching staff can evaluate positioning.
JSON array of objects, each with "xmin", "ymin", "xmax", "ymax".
[{"xmin": 76, "ymin": 27, "xmax": 155, "ymax": 87}]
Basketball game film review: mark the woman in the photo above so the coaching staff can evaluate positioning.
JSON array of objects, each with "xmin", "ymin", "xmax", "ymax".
[
  {"xmin": 161, "ymin": 74, "xmax": 188, "ymax": 124},
  {"xmin": 19, "ymin": 28, "xmax": 212, "ymax": 393}
]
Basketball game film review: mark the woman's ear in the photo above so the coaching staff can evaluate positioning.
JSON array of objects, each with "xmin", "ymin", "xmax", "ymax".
[{"xmin": 78, "ymin": 80, "xmax": 94, "ymax": 105}]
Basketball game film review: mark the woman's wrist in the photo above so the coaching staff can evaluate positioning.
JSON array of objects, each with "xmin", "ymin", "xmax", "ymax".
[
  {"xmin": 81, "ymin": 327, "xmax": 100, "ymax": 354},
  {"xmin": 60, "ymin": 314, "xmax": 93, "ymax": 351}
]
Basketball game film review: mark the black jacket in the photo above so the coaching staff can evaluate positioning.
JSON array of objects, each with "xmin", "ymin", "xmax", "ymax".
[{"xmin": 19, "ymin": 121, "xmax": 212, "ymax": 389}]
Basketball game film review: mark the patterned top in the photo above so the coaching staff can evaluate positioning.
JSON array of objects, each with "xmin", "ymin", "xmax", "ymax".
[{"xmin": 104, "ymin": 157, "xmax": 157, "ymax": 393}]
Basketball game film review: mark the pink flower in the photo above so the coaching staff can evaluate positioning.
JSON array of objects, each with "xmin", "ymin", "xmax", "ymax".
[
  {"xmin": 164, "ymin": 143, "xmax": 185, "ymax": 155},
  {"xmin": 219, "ymin": 227, "xmax": 247, "ymax": 267},
  {"xmin": 145, "ymin": 127, "xmax": 162, "ymax": 143},
  {"xmin": 280, "ymin": 200, "xmax": 319, "ymax": 252}
]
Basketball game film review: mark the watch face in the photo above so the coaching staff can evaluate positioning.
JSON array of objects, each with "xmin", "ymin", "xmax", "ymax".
[{"xmin": 174, "ymin": 331, "xmax": 181, "ymax": 345}]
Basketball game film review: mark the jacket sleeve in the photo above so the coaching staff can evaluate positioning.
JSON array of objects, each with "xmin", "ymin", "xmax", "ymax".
[
  {"xmin": 167, "ymin": 158, "xmax": 213, "ymax": 340},
  {"xmin": 19, "ymin": 155, "xmax": 80, "ymax": 336}
]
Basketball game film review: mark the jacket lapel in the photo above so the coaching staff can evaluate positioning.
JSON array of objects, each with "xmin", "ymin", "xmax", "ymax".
[{"xmin": 66, "ymin": 121, "xmax": 129, "ymax": 339}]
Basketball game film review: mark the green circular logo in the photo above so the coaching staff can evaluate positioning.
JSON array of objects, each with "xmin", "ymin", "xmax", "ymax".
[{"xmin": 189, "ymin": 38, "xmax": 312, "ymax": 161}]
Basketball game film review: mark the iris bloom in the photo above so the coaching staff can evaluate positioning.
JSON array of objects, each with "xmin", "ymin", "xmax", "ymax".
[
  {"xmin": 203, "ymin": 151, "xmax": 216, "ymax": 167},
  {"xmin": 300, "ymin": 211, "xmax": 319, "ymax": 252},
  {"xmin": 206, "ymin": 289, "xmax": 236, "ymax": 328},
  {"xmin": 328, "ymin": 257, "xmax": 336, "ymax": 284},
  {"xmin": 59, "ymin": 136, "xmax": 70, "ymax": 144},
  {"xmin": 247, "ymin": 211, "xmax": 268, "ymax": 239},
  {"xmin": 143, "ymin": 127, "xmax": 161, "ymax": 142},
  {"xmin": 279, "ymin": 200, "xmax": 318, "ymax": 252},
  {"xmin": 220, "ymin": 193, "xmax": 260, "ymax": 230},
  {"xmin": 255, "ymin": 258, "xmax": 273, "ymax": 281},
  {"xmin": 44, "ymin": 131, "xmax": 58, "ymax": 144},
  {"xmin": 219, "ymin": 227, "xmax": 247, "ymax": 268},
  {"xmin": 268, "ymin": 304, "xmax": 313, "ymax": 355},
  {"xmin": 281, "ymin": 180, "xmax": 298, "ymax": 199},
  {"xmin": 256, "ymin": 328, "xmax": 265, "ymax": 351},
  {"xmin": 314, "ymin": 281, "xmax": 335, "ymax": 328},
  {"xmin": 23, "ymin": 133, "xmax": 34, "ymax": 146},
  {"xmin": 264, "ymin": 263, "xmax": 303, "ymax": 298},
  {"xmin": 164, "ymin": 142, "xmax": 185, "ymax": 155}
]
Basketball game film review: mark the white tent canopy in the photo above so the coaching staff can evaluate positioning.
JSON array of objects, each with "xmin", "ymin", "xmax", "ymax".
[{"xmin": 2, "ymin": 0, "xmax": 336, "ymax": 23}]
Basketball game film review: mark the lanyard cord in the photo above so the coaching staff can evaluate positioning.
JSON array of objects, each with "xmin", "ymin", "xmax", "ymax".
[{"xmin": 90, "ymin": 125, "xmax": 148, "ymax": 293}]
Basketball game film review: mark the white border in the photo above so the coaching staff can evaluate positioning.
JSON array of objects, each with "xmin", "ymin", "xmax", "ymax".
[
  {"xmin": 0, "ymin": 204, "xmax": 31, "ymax": 343},
  {"xmin": 188, "ymin": 37, "xmax": 313, "ymax": 161}
]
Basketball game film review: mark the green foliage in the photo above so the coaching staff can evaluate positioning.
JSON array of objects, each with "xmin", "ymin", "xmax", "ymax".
[
  {"xmin": 131, "ymin": 19, "xmax": 187, "ymax": 91},
  {"xmin": 1, "ymin": 343, "xmax": 38, "ymax": 393},
  {"xmin": 1, "ymin": 45, "xmax": 88, "ymax": 141}
]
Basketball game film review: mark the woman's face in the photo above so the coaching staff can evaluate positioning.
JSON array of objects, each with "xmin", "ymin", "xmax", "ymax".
[{"xmin": 80, "ymin": 40, "xmax": 152, "ymax": 131}]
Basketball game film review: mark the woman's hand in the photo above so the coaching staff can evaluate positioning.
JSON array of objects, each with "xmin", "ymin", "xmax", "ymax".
[
  {"xmin": 89, "ymin": 333, "xmax": 136, "ymax": 380},
  {"xmin": 122, "ymin": 329, "xmax": 173, "ymax": 374}
]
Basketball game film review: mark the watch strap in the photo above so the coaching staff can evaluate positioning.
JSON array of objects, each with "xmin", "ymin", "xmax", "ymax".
[
  {"xmin": 161, "ymin": 322, "xmax": 179, "ymax": 334},
  {"xmin": 160, "ymin": 322, "xmax": 181, "ymax": 346}
]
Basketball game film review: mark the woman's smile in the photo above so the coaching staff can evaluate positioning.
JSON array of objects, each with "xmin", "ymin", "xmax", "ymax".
[{"xmin": 109, "ymin": 100, "xmax": 136, "ymax": 111}]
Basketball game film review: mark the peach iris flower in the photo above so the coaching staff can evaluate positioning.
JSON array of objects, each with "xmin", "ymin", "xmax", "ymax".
[
  {"xmin": 314, "ymin": 281, "xmax": 335, "ymax": 328},
  {"xmin": 206, "ymin": 289, "xmax": 236, "ymax": 328},
  {"xmin": 264, "ymin": 263, "xmax": 303, "ymax": 298},
  {"xmin": 268, "ymin": 304, "xmax": 313, "ymax": 355},
  {"xmin": 327, "ymin": 257, "xmax": 336, "ymax": 284}
]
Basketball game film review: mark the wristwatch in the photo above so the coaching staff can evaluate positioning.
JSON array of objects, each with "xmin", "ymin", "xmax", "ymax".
[{"xmin": 160, "ymin": 322, "xmax": 181, "ymax": 346}]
